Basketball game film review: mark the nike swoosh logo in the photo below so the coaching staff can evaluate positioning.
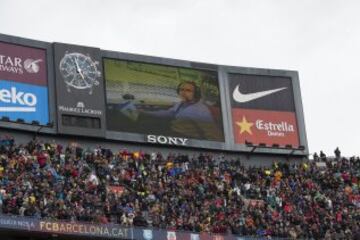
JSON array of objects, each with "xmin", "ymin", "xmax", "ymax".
[{"xmin": 233, "ymin": 84, "xmax": 287, "ymax": 103}]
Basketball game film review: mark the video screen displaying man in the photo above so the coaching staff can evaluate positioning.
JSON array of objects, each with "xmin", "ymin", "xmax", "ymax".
[{"xmin": 104, "ymin": 59, "xmax": 224, "ymax": 141}]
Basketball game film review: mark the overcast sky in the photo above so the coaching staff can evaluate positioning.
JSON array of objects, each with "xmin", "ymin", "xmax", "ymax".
[{"xmin": 1, "ymin": 0, "xmax": 359, "ymax": 157}]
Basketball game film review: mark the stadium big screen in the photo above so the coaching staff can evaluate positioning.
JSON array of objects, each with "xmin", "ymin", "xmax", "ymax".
[
  {"xmin": 0, "ymin": 33, "xmax": 308, "ymax": 155},
  {"xmin": 104, "ymin": 59, "xmax": 224, "ymax": 142}
]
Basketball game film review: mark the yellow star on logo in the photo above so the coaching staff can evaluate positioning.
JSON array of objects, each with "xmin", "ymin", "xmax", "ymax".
[{"xmin": 236, "ymin": 116, "xmax": 254, "ymax": 135}]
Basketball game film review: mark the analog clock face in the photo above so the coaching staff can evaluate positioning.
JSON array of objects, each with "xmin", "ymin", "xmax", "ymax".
[{"xmin": 59, "ymin": 52, "xmax": 101, "ymax": 94}]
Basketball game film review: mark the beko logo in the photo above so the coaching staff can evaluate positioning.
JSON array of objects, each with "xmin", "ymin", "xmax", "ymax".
[
  {"xmin": 0, "ymin": 55, "xmax": 42, "ymax": 74},
  {"xmin": 233, "ymin": 84, "xmax": 287, "ymax": 103},
  {"xmin": 0, "ymin": 87, "xmax": 37, "ymax": 112}
]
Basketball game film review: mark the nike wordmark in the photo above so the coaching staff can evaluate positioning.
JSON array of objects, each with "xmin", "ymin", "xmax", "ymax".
[{"xmin": 233, "ymin": 84, "xmax": 287, "ymax": 103}]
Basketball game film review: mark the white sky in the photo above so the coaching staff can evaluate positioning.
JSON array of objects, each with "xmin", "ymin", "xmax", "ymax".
[{"xmin": 1, "ymin": 0, "xmax": 359, "ymax": 157}]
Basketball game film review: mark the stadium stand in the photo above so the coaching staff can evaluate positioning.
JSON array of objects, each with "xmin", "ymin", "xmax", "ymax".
[{"xmin": 0, "ymin": 134, "xmax": 359, "ymax": 239}]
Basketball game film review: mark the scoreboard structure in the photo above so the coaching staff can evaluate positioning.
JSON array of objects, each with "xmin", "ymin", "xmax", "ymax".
[{"xmin": 0, "ymin": 33, "xmax": 308, "ymax": 156}]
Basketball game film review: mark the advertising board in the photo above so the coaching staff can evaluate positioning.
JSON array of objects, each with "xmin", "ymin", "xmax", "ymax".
[
  {"xmin": 0, "ymin": 33, "xmax": 308, "ymax": 155},
  {"xmin": 0, "ymin": 215, "xmax": 274, "ymax": 240},
  {"xmin": 0, "ymin": 42, "xmax": 49, "ymax": 125},
  {"xmin": 228, "ymin": 73, "xmax": 300, "ymax": 147},
  {"xmin": 53, "ymin": 43, "xmax": 106, "ymax": 137}
]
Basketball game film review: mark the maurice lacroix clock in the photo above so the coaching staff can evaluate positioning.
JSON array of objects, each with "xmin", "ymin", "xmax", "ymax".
[{"xmin": 59, "ymin": 52, "xmax": 101, "ymax": 94}]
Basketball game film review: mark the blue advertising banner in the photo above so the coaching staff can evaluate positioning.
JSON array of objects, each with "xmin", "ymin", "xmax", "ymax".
[
  {"xmin": 0, "ymin": 79, "xmax": 49, "ymax": 124},
  {"xmin": 0, "ymin": 215, "xmax": 288, "ymax": 240}
]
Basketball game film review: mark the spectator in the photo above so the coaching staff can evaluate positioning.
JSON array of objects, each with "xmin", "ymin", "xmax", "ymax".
[
  {"xmin": 320, "ymin": 150, "xmax": 327, "ymax": 160},
  {"xmin": 334, "ymin": 147, "xmax": 341, "ymax": 160},
  {"xmin": 0, "ymin": 135, "xmax": 359, "ymax": 239}
]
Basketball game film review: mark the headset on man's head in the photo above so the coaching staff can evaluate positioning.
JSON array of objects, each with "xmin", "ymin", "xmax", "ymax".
[{"xmin": 176, "ymin": 81, "xmax": 201, "ymax": 101}]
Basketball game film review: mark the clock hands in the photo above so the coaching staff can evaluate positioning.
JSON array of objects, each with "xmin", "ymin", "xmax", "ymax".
[{"xmin": 74, "ymin": 57, "xmax": 85, "ymax": 80}]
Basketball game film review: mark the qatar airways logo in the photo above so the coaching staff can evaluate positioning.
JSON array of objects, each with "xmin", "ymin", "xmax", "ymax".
[
  {"xmin": 0, "ymin": 54, "xmax": 42, "ymax": 74},
  {"xmin": 0, "ymin": 87, "xmax": 37, "ymax": 112}
]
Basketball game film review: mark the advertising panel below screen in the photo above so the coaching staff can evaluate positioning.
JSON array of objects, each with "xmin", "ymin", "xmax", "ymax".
[
  {"xmin": 0, "ymin": 214, "xmax": 285, "ymax": 240},
  {"xmin": 0, "ymin": 79, "xmax": 49, "ymax": 124},
  {"xmin": 232, "ymin": 108, "xmax": 299, "ymax": 146}
]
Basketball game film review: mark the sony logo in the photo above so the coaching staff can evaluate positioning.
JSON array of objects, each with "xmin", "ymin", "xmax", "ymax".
[{"xmin": 147, "ymin": 135, "xmax": 188, "ymax": 146}]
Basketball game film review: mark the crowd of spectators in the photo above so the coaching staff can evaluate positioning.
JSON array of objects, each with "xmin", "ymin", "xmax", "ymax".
[{"xmin": 0, "ymin": 135, "xmax": 359, "ymax": 239}]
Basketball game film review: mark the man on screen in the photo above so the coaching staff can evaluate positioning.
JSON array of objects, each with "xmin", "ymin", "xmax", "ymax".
[
  {"xmin": 147, "ymin": 81, "xmax": 212, "ymax": 120},
  {"xmin": 141, "ymin": 81, "xmax": 222, "ymax": 140}
]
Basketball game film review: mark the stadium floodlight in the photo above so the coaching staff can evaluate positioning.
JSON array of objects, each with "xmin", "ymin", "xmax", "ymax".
[
  {"xmin": 244, "ymin": 140, "xmax": 257, "ymax": 156},
  {"xmin": 287, "ymin": 145, "xmax": 306, "ymax": 157},
  {"xmin": 259, "ymin": 143, "xmax": 267, "ymax": 148},
  {"xmin": 245, "ymin": 140, "xmax": 253, "ymax": 147},
  {"xmin": 31, "ymin": 120, "xmax": 40, "ymax": 125},
  {"xmin": 298, "ymin": 145, "xmax": 305, "ymax": 150},
  {"xmin": 272, "ymin": 143, "xmax": 280, "ymax": 148},
  {"xmin": 1, "ymin": 116, "xmax": 10, "ymax": 122},
  {"xmin": 16, "ymin": 118, "xmax": 25, "ymax": 123}
]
